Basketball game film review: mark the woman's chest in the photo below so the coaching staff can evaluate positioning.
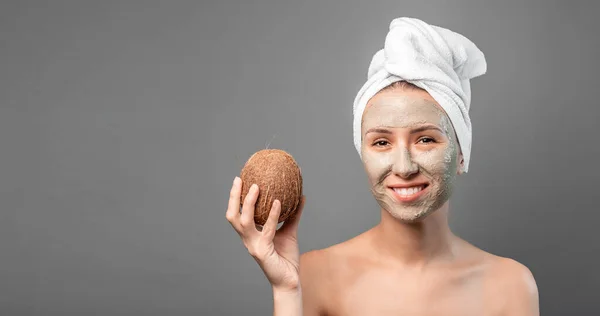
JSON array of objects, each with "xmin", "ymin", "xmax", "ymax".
[{"xmin": 323, "ymin": 268, "xmax": 500, "ymax": 316}]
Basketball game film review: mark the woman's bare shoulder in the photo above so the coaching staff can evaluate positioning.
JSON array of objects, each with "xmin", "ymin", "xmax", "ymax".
[
  {"xmin": 301, "ymin": 230, "xmax": 372, "ymax": 269},
  {"xmin": 300, "ymin": 230, "xmax": 375, "ymax": 285},
  {"xmin": 474, "ymin": 247, "xmax": 539, "ymax": 314},
  {"xmin": 298, "ymin": 235, "xmax": 368, "ymax": 314},
  {"xmin": 484, "ymin": 254, "xmax": 538, "ymax": 292}
]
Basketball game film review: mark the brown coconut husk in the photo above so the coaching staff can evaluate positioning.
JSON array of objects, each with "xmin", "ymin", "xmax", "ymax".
[{"xmin": 239, "ymin": 149, "xmax": 303, "ymax": 226}]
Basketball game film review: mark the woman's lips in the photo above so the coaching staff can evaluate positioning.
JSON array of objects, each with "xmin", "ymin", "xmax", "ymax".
[{"xmin": 388, "ymin": 184, "xmax": 429, "ymax": 203}]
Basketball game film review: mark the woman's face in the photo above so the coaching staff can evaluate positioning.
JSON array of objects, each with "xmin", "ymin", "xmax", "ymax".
[{"xmin": 361, "ymin": 88, "xmax": 464, "ymax": 222}]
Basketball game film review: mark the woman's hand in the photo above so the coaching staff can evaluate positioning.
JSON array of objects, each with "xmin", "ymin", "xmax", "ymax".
[{"xmin": 226, "ymin": 176, "xmax": 305, "ymax": 292}]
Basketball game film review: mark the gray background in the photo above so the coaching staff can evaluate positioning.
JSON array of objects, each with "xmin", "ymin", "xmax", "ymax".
[{"xmin": 1, "ymin": 0, "xmax": 599, "ymax": 315}]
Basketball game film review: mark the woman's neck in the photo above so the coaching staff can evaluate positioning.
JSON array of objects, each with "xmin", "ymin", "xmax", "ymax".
[{"xmin": 370, "ymin": 201, "xmax": 458, "ymax": 268}]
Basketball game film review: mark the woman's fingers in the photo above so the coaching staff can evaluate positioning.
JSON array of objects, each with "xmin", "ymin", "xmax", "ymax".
[
  {"xmin": 225, "ymin": 177, "xmax": 242, "ymax": 231},
  {"xmin": 227, "ymin": 177, "xmax": 303, "ymax": 242},
  {"xmin": 279, "ymin": 195, "xmax": 305, "ymax": 237},
  {"xmin": 240, "ymin": 183, "xmax": 259, "ymax": 233},
  {"xmin": 262, "ymin": 199, "xmax": 281, "ymax": 240}
]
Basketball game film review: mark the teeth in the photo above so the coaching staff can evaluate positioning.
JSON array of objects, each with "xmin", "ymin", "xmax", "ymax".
[{"xmin": 393, "ymin": 185, "xmax": 425, "ymax": 196}]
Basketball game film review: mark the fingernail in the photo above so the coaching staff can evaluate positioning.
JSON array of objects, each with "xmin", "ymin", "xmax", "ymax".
[
  {"xmin": 233, "ymin": 176, "xmax": 240, "ymax": 185},
  {"xmin": 251, "ymin": 184, "xmax": 258, "ymax": 190}
]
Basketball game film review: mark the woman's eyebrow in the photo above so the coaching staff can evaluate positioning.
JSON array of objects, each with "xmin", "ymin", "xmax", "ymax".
[
  {"xmin": 410, "ymin": 125, "xmax": 444, "ymax": 134},
  {"xmin": 365, "ymin": 128, "xmax": 393, "ymax": 135},
  {"xmin": 365, "ymin": 125, "xmax": 444, "ymax": 136}
]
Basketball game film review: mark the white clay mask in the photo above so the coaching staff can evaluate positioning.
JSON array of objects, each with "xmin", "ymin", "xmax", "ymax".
[{"xmin": 361, "ymin": 92, "xmax": 461, "ymax": 222}]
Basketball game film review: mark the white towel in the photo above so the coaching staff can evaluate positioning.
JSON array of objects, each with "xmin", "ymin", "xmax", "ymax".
[{"xmin": 352, "ymin": 17, "xmax": 487, "ymax": 172}]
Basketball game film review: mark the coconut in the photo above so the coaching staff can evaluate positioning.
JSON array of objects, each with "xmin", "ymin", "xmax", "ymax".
[{"xmin": 239, "ymin": 149, "xmax": 303, "ymax": 226}]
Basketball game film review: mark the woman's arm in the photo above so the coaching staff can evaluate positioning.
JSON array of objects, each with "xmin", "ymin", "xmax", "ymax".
[{"xmin": 273, "ymin": 286, "xmax": 302, "ymax": 316}]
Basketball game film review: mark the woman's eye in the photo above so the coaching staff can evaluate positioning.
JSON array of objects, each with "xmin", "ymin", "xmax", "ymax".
[
  {"xmin": 373, "ymin": 140, "xmax": 389, "ymax": 147},
  {"xmin": 418, "ymin": 137, "xmax": 436, "ymax": 144}
]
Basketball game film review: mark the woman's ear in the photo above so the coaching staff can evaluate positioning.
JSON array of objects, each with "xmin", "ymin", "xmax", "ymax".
[{"xmin": 457, "ymin": 152, "xmax": 465, "ymax": 175}]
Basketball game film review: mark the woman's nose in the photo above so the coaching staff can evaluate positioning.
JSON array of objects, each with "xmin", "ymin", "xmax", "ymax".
[{"xmin": 392, "ymin": 147, "xmax": 419, "ymax": 179}]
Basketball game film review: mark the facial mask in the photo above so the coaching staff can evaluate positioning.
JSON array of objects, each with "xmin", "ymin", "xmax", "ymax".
[{"xmin": 361, "ymin": 94, "xmax": 460, "ymax": 222}]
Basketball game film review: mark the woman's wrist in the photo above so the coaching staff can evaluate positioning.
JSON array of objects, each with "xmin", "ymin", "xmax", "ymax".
[
  {"xmin": 273, "ymin": 284, "xmax": 301, "ymax": 300},
  {"xmin": 272, "ymin": 285, "xmax": 302, "ymax": 315}
]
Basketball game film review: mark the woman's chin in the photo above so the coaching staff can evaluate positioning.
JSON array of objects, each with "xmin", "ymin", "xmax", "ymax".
[
  {"xmin": 374, "ymin": 193, "xmax": 443, "ymax": 223},
  {"xmin": 385, "ymin": 206, "xmax": 437, "ymax": 223}
]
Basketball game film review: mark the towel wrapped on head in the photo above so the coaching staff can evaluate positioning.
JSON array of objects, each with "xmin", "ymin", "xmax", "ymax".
[{"xmin": 352, "ymin": 17, "xmax": 487, "ymax": 173}]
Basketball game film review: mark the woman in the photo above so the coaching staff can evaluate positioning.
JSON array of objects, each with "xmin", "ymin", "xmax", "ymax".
[{"xmin": 226, "ymin": 17, "xmax": 539, "ymax": 315}]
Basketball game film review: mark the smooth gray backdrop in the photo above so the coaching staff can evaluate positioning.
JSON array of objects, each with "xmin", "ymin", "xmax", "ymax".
[{"xmin": 2, "ymin": 1, "xmax": 599, "ymax": 315}]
